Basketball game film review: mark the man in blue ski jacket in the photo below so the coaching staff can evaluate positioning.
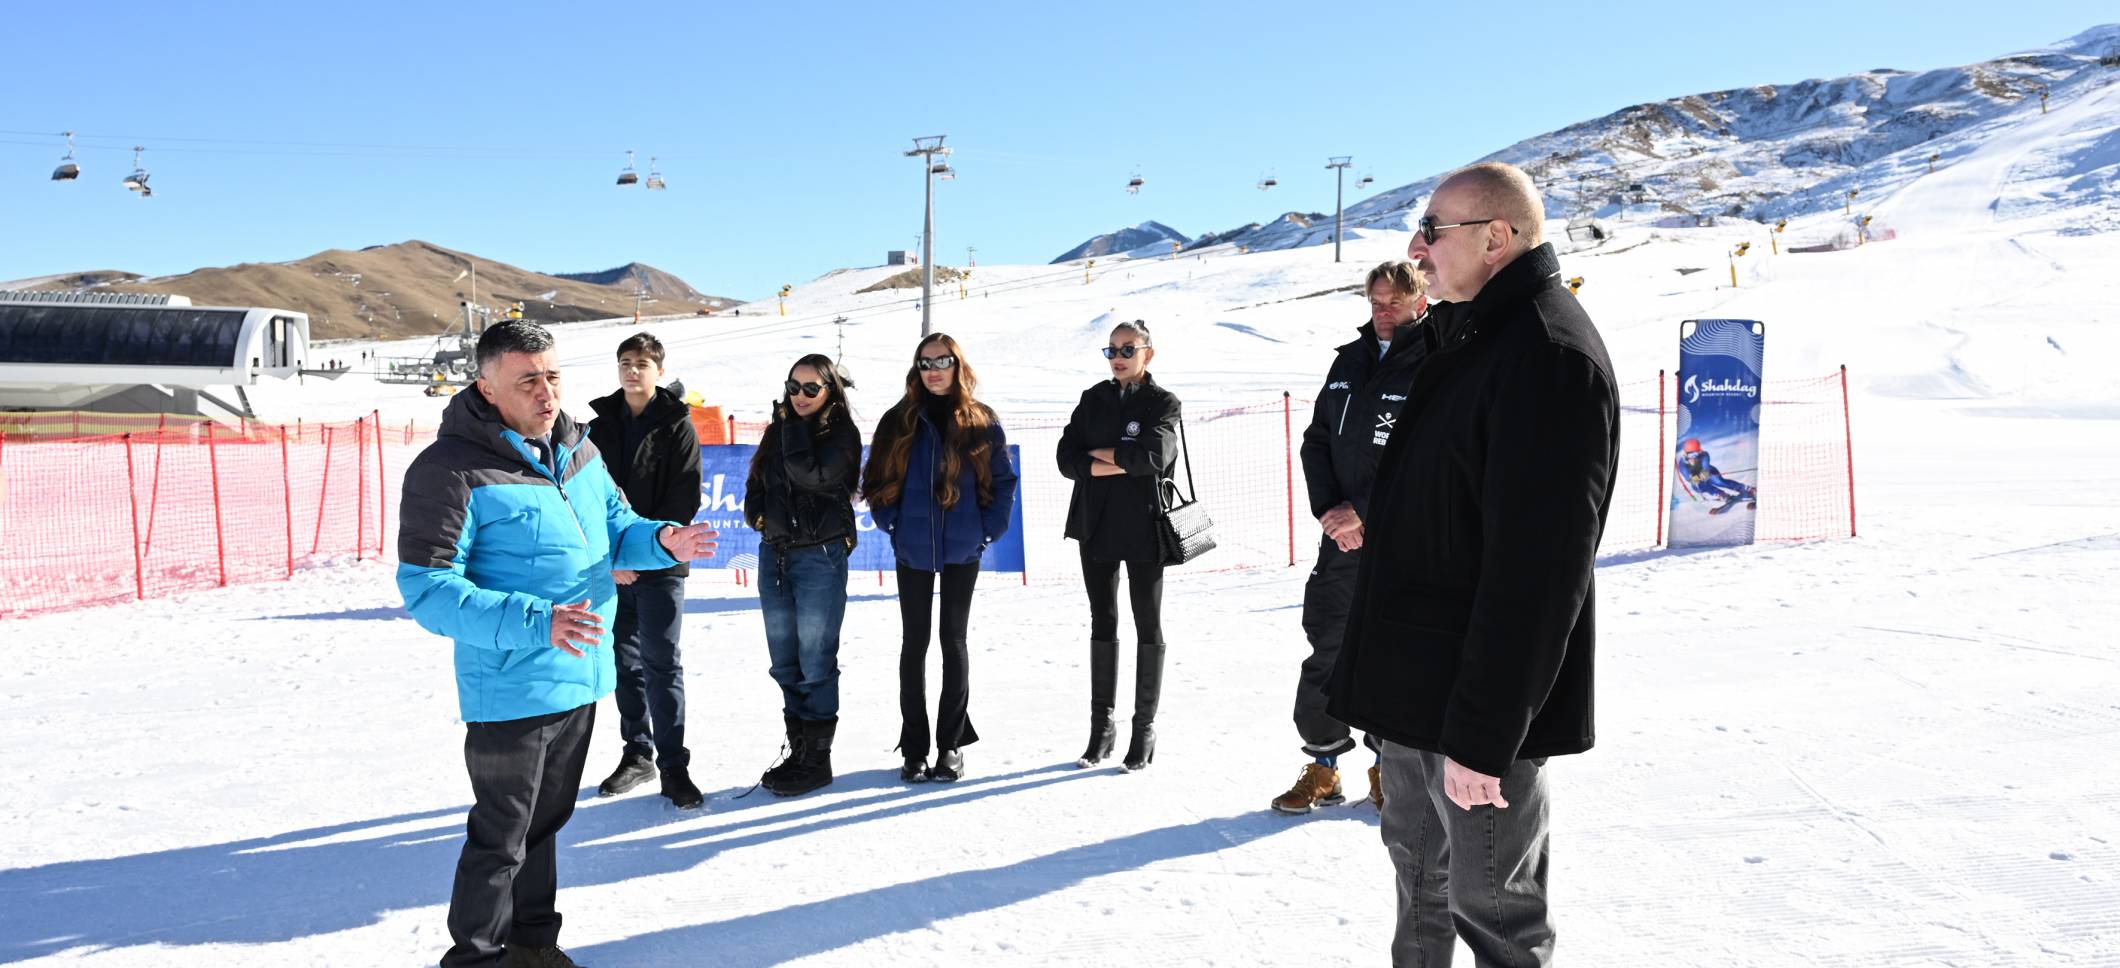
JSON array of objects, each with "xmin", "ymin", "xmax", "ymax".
[{"xmin": 397, "ymin": 320, "xmax": 717, "ymax": 968}]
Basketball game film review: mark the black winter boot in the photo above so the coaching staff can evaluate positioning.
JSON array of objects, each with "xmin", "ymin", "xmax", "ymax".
[
  {"xmin": 660, "ymin": 765, "xmax": 704, "ymax": 809},
  {"xmin": 764, "ymin": 718, "xmax": 836, "ymax": 797},
  {"xmin": 930, "ymin": 748, "xmax": 965, "ymax": 782},
  {"xmin": 761, "ymin": 714, "xmax": 804, "ymax": 789},
  {"xmin": 597, "ymin": 748, "xmax": 657, "ymax": 797},
  {"xmin": 1122, "ymin": 640, "xmax": 1165, "ymax": 772},
  {"xmin": 1077, "ymin": 639, "xmax": 1120, "ymax": 767}
]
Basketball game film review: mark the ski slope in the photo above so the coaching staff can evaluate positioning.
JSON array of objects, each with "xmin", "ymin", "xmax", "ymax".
[{"xmin": 6, "ymin": 80, "xmax": 2120, "ymax": 968}]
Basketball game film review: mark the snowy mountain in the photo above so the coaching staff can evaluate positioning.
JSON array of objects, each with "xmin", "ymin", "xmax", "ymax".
[
  {"xmin": 1179, "ymin": 24, "xmax": 2120, "ymax": 254},
  {"xmin": 1049, "ymin": 220, "xmax": 1190, "ymax": 263}
]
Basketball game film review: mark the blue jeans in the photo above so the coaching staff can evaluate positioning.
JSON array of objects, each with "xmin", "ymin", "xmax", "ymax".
[{"xmin": 758, "ymin": 540, "xmax": 850, "ymax": 721}]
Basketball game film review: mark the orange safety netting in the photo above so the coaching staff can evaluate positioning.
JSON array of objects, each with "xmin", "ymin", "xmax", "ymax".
[{"xmin": 0, "ymin": 374, "xmax": 1856, "ymax": 616}]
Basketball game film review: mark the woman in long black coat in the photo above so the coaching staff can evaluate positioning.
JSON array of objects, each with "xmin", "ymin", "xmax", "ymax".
[{"xmin": 1055, "ymin": 318, "xmax": 1181, "ymax": 771}]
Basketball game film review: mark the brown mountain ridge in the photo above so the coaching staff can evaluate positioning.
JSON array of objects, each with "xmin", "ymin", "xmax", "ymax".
[{"xmin": 19, "ymin": 241, "xmax": 743, "ymax": 341}]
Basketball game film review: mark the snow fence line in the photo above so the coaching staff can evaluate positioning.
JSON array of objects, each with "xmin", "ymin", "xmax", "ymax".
[{"xmin": 0, "ymin": 374, "xmax": 1857, "ymax": 618}]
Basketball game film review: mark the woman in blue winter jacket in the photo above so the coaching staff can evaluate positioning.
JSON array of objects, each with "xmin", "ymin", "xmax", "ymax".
[{"xmin": 860, "ymin": 333, "xmax": 1018, "ymax": 784}]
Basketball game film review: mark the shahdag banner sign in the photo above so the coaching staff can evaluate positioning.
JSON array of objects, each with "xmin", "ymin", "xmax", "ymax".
[
  {"xmin": 687, "ymin": 444, "xmax": 1028, "ymax": 572},
  {"xmin": 1669, "ymin": 319, "xmax": 1764, "ymax": 548}
]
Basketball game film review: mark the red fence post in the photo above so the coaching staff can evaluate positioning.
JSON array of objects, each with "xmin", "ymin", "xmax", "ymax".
[
  {"xmin": 356, "ymin": 417, "xmax": 368, "ymax": 562},
  {"xmin": 1656, "ymin": 369, "xmax": 1666, "ymax": 547},
  {"xmin": 280, "ymin": 424, "xmax": 294, "ymax": 578},
  {"xmin": 373, "ymin": 409, "xmax": 387, "ymax": 558},
  {"xmin": 207, "ymin": 421, "xmax": 229, "ymax": 587},
  {"xmin": 124, "ymin": 434, "xmax": 146, "ymax": 601},
  {"xmin": 1283, "ymin": 390, "xmax": 1296, "ymax": 566},
  {"xmin": 312, "ymin": 425, "xmax": 334, "ymax": 555},
  {"xmin": 1840, "ymin": 364, "xmax": 1857, "ymax": 537},
  {"xmin": 145, "ymin": 412, "xmax": 167, "ymax": 556}
]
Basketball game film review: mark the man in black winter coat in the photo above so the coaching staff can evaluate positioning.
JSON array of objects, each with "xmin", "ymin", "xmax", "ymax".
[
  {"xmin": 1328, "ymin": 162, "xmax": 1619, "ymax": 967},
  {"xmin": 584, "ymin": 333, "xmax": 706, "ymax": 808},
  {"xmin": 1272, "ymin": 260, "xmax": 1437, "ymax": 816}
]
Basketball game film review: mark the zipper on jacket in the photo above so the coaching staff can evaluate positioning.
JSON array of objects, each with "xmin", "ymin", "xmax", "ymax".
[
  {"xmin": 528, "ymin": 441, "xmax": 592, "ymax": 547},
  {"xmin": 927, "ymin": 417, "xmax": 943, "ymax": 567}
]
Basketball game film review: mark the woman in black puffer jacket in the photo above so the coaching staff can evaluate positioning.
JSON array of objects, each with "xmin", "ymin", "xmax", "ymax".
[{"xmin": 744, "ymin": 353, "xmax": 861, "ymax": 797}]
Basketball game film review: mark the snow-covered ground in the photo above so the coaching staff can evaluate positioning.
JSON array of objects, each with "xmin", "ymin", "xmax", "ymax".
[{"xmin": 6, "ymin": 69, "xmax": 2120, "ymax": 967}]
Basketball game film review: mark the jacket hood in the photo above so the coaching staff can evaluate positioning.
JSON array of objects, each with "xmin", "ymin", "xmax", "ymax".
[
  {"xmin": 439, "ymin": 387, "xmax": 585, "ymax": 463},
  {"xmin": 588, "ymin": 384, "xmax": 689, "ymax": 426}
]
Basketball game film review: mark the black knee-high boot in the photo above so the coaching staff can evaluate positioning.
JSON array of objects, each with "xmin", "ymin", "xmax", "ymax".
[
  {"xmin": 1078, "ymin": 639, "xmax": 1119, "ymax": 767},
  {"xmin": 1123, "ymin": 640, "xmax": 1164, "ymax": 771}
]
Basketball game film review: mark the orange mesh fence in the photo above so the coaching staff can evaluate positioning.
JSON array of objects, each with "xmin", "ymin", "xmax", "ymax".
[
  {"xmin": 1, "ymin": 375, "xmax": 1856, "ymax": 617},
  {"xmin": 1754, "ymin": 369, "xmax": 1858, "ymax": 542},
  {"xmin": 1, "ymin": 414, "xmax": 406, "ymax": 619}
]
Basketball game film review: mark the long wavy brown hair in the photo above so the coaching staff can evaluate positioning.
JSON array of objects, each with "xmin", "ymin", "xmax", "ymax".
[{"xmin": 860, "ymin": 333, "xmax": 996, "ymax": 510}]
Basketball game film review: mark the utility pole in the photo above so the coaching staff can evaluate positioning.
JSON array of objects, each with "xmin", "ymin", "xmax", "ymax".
[
  {"xmin": 905, "ymin": 135, "xmax": 954, "ymax": 337},
  {"xmin": 1327, "ymin": 156, "xmax": 1353, "ymax": 263}
]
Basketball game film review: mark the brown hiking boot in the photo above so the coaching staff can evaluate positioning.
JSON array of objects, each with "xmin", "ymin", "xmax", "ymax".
[
  {"xmin": 1270, "ymin": 763, "xmax": 1346, "ymax": 814},
  {"xmin": 1367, "ymin": 763, "xmax": 1384, "ymax": 809}
]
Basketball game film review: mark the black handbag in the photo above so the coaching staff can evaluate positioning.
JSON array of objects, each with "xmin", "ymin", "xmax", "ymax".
[{"xmin": 1156, "ymin": 413, "xmax": 1217, "ymax": 566}]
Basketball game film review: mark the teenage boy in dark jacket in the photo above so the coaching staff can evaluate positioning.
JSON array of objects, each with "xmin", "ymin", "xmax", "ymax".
[
  {"xmin": 585, "ymin": 332, "xmax": 705, "ymax": 808},
  {"xmin": 1273, "ymin": 261, "xmax": 1436, "ymax": 815},
  {"xmin": 1330, "ymin": 163, "xmax": 1619, "ymax": 968}
]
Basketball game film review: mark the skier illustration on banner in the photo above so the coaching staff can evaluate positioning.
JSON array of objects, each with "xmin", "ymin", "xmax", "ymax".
[
  {"xmin": 1668, "ymin": 317, "xmax": 1764, "ymax": 547},
  {"xmin": 1675, "ymin": 438, "xmax": 1757, "ymax": 514}
]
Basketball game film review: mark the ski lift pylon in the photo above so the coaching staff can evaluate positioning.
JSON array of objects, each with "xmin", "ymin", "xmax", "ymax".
[
  {"xmin": 51, "ymin": 131, "xmax": 80, "ymax": 182},
  {"xmin": 616, "ymin": 149, "xmax": 639, "ymax": 187},
  {"xmin": 122, "ymin": 146, "xmax": 151, "ymax": 197},
  {"xmin": 645, "ymin": 155, "xmax": 665, "ymax": 190}
]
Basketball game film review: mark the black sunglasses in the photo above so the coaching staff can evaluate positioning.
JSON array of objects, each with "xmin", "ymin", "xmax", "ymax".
[
  {"xmin": 785, "ymin": 379, "xmax": 826, "ymax": 398},
  {"xmin": 1417, "ymin": 215, "xmax": 1521, "ymax": 245},
  {"xmin": 1101, "ymin": 345, "xmax": 1144, "ymax": 360},
  {"xmin": 915, "ymin": 354, "xmax": 957, "ymax": 372}
]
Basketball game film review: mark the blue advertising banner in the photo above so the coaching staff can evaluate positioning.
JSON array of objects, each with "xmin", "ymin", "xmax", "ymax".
[
  {"xmin": 687, "ymin": 444, "xmax": 1028, "ymax": 572},
  {"xmin": 1670, "ymin": 318, "xmax": 1764, "ymax": 548}
]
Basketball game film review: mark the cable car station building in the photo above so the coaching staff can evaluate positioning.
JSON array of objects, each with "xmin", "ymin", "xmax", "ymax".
[{"xmin": 0, "ymin": 291, "xmax": 310, "ymax": 417}]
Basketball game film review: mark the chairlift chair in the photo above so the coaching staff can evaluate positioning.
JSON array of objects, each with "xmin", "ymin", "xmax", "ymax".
[
  {"xmin": 932, "ymin": 163, "xmax": 955, "ymax": 181},
  {"xmin": 1356, "ymin": 169, "xmax": 1374, "ymax": 190},
  {"xmin": 1126, "ymin": 172, "xmax": 1144, "ymax": 195},
  {"xmin": 1257, "ymin": 170, "xmax": 1277, "ymax": 191},
  {"xmin": 51, "ymin": 131, "xmax": 80, "ymax": 181},
  {"xmin": 122, "ymin": 146, "xmax": 151, "ymax": 197},
  {"xmin": 645, "ymin": 155, "xmax": 666, "ymax": 190},
  {"xmin": 616, "ymin": 149, "xmax": 639, "ymax": 187}
]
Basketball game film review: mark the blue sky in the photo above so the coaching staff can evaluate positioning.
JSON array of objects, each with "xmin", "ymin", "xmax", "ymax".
[{"xmin": 2, "ymin": 1, "xmax": 2112, "ymax": 300}]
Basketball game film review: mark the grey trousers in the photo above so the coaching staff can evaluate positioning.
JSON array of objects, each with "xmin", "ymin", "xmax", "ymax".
[
  {"xmin": 1377, "ymin": 741, "xmax": 1554, "ymax": 968},
  {"xmin": 442, "ymin": 702, "xmax": 596, "ymax": 968}
]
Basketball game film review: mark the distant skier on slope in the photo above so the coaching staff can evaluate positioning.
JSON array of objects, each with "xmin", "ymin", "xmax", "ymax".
[{"xmin": 1677, "ymin": 438, "xmax": 1757, "ymax": 512}]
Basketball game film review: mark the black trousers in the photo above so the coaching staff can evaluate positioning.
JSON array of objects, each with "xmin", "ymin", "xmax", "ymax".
[
  {"xmin": 442, "ymin": 702, "xmax": 596, "ymax": 968},
  {"xmin": 896, "ymin": 562, "xmax": 981, "ymax": 758},
  {"xmin": 612, "ymin": 570, "xmax": 689, "ymax": 769},
  {"xmin": 1080, "ymin": 550, "xmax": 1165, "ymax": 645},
  {"xmin": 1297, "ymin": 536, "xmax": 1370, "ymax": 757}
]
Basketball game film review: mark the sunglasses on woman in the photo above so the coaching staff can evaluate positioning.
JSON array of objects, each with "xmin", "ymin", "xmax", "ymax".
[
  {"xmin": 785, "ymin": 379, "xmax": 826, "ymax": 398},
  {"xmin": 1101, "ymin": 345, "xmax": 1143, "ymax": 360},
  {"xmin": 915, "ymin": 354, "xmax": 957, "ymax": 371}
]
